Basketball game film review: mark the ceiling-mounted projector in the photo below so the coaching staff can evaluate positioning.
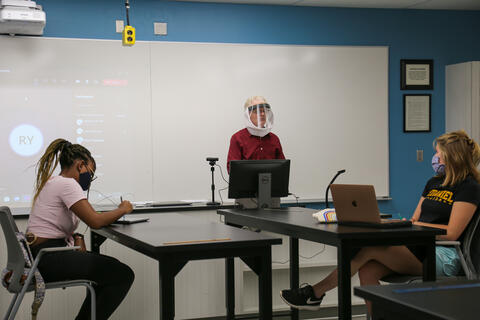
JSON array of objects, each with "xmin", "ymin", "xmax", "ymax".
[{"xmin": 0, "ymin": 0, "xmax": 46, "ymax": 36}]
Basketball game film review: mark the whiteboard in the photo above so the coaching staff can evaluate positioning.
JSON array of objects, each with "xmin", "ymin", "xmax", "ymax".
[
  {"xmin": 150, "ymin": 42, "xmax": 389, "ymax": 200},
  {"xmin": 0, "ymin": 36, "xmax": 389, "ymax": 208}
]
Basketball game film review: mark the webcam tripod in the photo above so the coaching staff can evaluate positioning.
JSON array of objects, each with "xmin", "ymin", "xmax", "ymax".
[{"xmin": 206, "ymin": 158, "xmax": 220, "ymax": 206}]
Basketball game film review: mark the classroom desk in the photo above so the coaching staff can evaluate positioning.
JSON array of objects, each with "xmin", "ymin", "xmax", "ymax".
[
  {"xmin": 218, "ymin": 207, "xmax": 445, "ymax": 320},
  {"xmin": 354, "ymin": 280, "xmax": 480, "ymax": 320},
  {"xmin": 90, "ymin": 212, "xmax": 282, "ymax": 320}
]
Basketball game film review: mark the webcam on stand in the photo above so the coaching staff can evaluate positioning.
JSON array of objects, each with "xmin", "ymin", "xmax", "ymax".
[{"xmin": 206, "ymin": 157, "xmax": 220, "ymax": 206}]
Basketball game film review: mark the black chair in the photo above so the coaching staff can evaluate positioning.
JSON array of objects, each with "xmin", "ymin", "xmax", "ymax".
[
  {"xmin": 382, "ymin": 212, "xmax": 480, "ymax": 284},
  {"xmin": 0, "ymin": 206, "xmax": 96, "ymax": 320}
]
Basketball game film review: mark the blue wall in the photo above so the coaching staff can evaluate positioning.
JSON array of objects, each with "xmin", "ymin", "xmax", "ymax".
[{"xmin": 40, "ymin": 0, "xmax": 480, "ymax": 217}]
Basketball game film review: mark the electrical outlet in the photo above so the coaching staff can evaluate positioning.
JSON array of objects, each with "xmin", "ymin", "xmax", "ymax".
[
  {"xmin": 116, "ymin": 20, "xmax": 124, "ymax": 33},
  {"xmin": 417, "ymin": 149, "xmax": 423, "ymax": 162}
]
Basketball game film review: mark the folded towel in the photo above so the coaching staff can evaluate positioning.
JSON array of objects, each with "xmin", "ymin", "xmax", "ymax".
[{"xmin": 312, "ymin": 208, "xmax": 337, "ymax": 223}]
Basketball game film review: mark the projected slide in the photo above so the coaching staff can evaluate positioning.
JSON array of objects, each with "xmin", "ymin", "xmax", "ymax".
[
  {"xmin": 1, "ymin": 88, "xmax": 72, "ymax": 204},
  {"xmin": 0, "ymin": 37, "xmax": 153, "ymax": 209}
]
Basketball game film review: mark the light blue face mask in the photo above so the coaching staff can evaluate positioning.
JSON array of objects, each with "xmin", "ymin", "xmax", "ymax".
[{"xmin": 432, "ymin": 155, "xmax": 445, "ymax": 175}]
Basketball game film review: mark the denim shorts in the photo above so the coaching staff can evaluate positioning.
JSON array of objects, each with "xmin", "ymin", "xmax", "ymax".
[{"xmin": 436, "ymin": 246, "xmax": 462, "ymax": 277}]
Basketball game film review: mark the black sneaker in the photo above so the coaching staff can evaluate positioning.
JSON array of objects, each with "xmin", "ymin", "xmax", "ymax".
[{"xmin": 280, "ymin": 284, "xmax": 325, "ymax": 311}]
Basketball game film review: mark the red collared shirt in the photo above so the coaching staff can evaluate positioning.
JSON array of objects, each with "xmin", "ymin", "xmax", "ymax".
[{"xmin": 227, "ymin": 128, "xmax": 285, "ymax": 172}]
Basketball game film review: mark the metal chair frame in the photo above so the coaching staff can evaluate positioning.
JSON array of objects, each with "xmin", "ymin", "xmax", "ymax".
[
  {"xmin": 1, "ymin": 206, "xmax": 96, "ymax": 320},
  {"xmin": 382, "ymin": 212, "xmax": 480, "ymax": 284}
]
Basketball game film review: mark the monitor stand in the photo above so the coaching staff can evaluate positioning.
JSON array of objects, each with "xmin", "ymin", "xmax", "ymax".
[{"xmin": 257, "ymin": 173, "xmax": 273, "ymax": 208}]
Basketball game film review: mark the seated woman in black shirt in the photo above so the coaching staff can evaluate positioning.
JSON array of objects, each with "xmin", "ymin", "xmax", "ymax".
[{"xmin": 280, "ymin": 130, "xmax": 480, "ymax": 312}]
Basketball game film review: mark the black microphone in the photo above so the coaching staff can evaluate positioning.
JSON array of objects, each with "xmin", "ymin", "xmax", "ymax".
[{"xmin": 325, "ymin": 169, "xmax": 346, "ymax": 208}]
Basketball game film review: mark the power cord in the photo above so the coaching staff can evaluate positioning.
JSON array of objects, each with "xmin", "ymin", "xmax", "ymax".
[
  {"xmin": 83, "ymin": 225, "xmax": 89, "ymax": 236},
  {"xmin": 83, "ymin": 189, "xmax": 122, "ymax": 236},
  {"xmin": 213, "ymin": 168, "xmax": 324, "ymax": 263},
  {"xmin": 288, "ymin": 192, "xmax": 300, "ymax": 206},
  {"xmin": 215, "ymin": 164, "xmax": 229, "ymax": 204},
  {"xmin": 82, "ymin": 188, "xmax": 135, "ymax": 237},
  {"xmin": 89, "ymin": 190, "xmax": 117, "ymax": 205},
  {"xmin": 215, "ymin": 164, "xmax": 229, "ymax": 183},
  {"xmin": 300, "ymin": 244, "xmax": 326, "ymax": 260},
  {"xmin": 272, "ymin": 244, "xmax": 326, "ymax": 265},
  {"xmin": 218, "ymin": 186, "xmax": 228, "ymax": 204},
  {"xmin": 88, "ymin": 189, "xmax": 133, "ymax": 205}
]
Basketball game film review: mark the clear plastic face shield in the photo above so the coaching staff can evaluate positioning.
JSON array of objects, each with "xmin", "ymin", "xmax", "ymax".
[{"xmin": 244, "ymin": 103, "xmax": 274, "ymax": 137}]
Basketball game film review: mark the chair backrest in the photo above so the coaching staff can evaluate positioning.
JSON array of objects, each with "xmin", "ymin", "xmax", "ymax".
[
  {"xmin": 462, "ymin": 211, "xmax": 480, "ymax": 279},
  {"xmin": 0, "ymin": 206, "xmax": 29, "ymax": 292}
]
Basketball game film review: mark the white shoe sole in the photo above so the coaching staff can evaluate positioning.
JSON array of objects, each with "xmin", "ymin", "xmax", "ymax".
[{"xmin": 279, "ymin": 291, "xmax": 322, "ymax": 311}]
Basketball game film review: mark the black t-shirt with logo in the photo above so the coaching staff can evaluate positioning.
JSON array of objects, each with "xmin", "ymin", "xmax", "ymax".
[
  {"xmin": 420, "ymin": 175, "xmax": 480, "ymax": 226},
  {"xmin": 409, "ymin": 175, "xmax": 480, "ymax": 262}
]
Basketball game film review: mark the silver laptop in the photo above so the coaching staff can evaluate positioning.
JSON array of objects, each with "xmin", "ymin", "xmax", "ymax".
[{"xmin": 330, "ymin": 184, "xmax": 411, "ymax": 229}]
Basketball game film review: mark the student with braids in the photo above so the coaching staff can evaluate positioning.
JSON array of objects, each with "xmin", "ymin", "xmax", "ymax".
[
  {"xmin": 281, "ymin": 130, "xmax": 480, "ymax": 314},
  {"xmin": 26, "ymin": 138, "xmax": 134, "ymax": 320}
]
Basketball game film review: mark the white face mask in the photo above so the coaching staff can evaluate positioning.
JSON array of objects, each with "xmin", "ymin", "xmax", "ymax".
[{"xmin": 244, "ymin": 103, "xmax": 274, "ymax": 137}]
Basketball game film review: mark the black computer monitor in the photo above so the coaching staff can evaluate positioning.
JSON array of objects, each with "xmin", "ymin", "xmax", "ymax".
[{"xmin": 228, "ymin": 159, "xmax": 290, "ymax": 208}]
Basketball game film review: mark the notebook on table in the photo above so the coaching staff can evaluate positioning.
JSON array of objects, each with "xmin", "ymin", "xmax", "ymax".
[
  {"xmin": 151, "ymin": 201, "xmax": 192, "ymax": 207},
  {"xmin": 330, "ymin": 184, "xmax": 411, "ymax": 229},
  {"xmin": 131, "ymin": 201, "xmax": 193, "ymax": 208},
  {"xmin": 112, "ymin": 216, "xmax": 150, "ymax": 225}
]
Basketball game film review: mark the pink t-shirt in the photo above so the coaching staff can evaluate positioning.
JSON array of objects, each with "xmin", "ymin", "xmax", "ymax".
[{"xmin": 27, "ymin": 176, "xmax": 86, "ymax": 241}]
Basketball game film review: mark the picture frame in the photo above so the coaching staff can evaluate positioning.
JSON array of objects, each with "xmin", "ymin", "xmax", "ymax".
[
  {"xmin": 400, "ymin": 59, "xmax": 433, "ymax": 90},
  {"xmin": 404, "ymin": 94, "xmax": 431, "ymax": 132}
]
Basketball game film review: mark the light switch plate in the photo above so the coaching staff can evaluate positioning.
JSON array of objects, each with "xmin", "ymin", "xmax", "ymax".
[
  {"xmin": 116, "ymin": 20, "xmax": 124, "ymax": 33},
  {"xmin": 417, "ymin": 149, "xmax": 423, "ymax": 162},
  {"xmin": 154, "ymin": 22, "xmax": 167, "ymax": 35}
]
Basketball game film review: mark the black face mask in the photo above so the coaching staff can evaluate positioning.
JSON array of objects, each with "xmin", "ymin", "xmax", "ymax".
[{"xmin": 78, "ymin": 171, "xmax": 93, "ymax": 191}]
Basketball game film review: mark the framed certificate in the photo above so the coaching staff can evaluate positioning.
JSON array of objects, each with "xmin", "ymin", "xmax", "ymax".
[
  {"xmin": 404, "ymin": 94, "xmax": 431, "ymax": 132},
  {"xmin": 400, "ymin": 59, "xmax": 433, "ymax": 90}
]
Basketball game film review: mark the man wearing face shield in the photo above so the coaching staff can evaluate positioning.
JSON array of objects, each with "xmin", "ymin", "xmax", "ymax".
[{"xmin": 227, "ymin": 96, "xmax": 285, "ymax": 208}]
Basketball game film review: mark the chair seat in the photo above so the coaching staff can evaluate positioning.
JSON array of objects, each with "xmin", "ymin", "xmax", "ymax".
[
  {"xmin": 7, "ymin": 279, "xmax": 96, "ymax": 294},
  {"xmin": 381, "ymin": 273, "xmax": 465, "ymax": 284},
  {"xmin": 1, "ymin": 206, "xmax": 97, "ymax": 320},
  {"xmin": 381, "ymin": 274, "xmax": 422, "ymax": 284},
  {"xmin": 381, "ymin": 213, "xmax": 480, "ymax": 285},
  {"xmin": 46, "ymin": 280, "xmax": 97, "ymax": 290}
]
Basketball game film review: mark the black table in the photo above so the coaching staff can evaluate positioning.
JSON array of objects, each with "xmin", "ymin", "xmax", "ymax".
[
  {"xmin": 94, "ymin": 202, "xmax": 236, "ymax": 214},
  {"xmin": 218, "ymin": 207, "xmax": 445, "ymax": 320},
  {"xmin": 354, "ymin": 280, "xmax": 480, "ymax": 320},
  {"xmin": 90, "ymin": 212, "xmax": 282, "ymax": 320}
]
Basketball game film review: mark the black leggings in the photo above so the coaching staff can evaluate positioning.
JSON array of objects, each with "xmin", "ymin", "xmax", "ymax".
[{"xmin": 31, "ymin": 239, "xmax": 134, "ymax": 320}]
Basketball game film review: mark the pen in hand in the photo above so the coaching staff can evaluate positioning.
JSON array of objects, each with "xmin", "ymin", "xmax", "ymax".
[{"xmin": 120, "ymin": 196, "xmax": 126, "ymax": 221}]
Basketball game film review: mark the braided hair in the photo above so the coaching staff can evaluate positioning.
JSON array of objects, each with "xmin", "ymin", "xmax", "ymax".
[
  {"xmin": 33, "ymin": 139, "xmax": 95, "ymax": 203},
  {"xmin": 435, "ymin": 130, "xmax": 480, "ymax": 187}
]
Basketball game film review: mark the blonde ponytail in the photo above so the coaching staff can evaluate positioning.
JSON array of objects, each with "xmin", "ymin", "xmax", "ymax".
[{"xmin": 435, "ymin": 130, "xmax": 480, "ymax": 186}]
